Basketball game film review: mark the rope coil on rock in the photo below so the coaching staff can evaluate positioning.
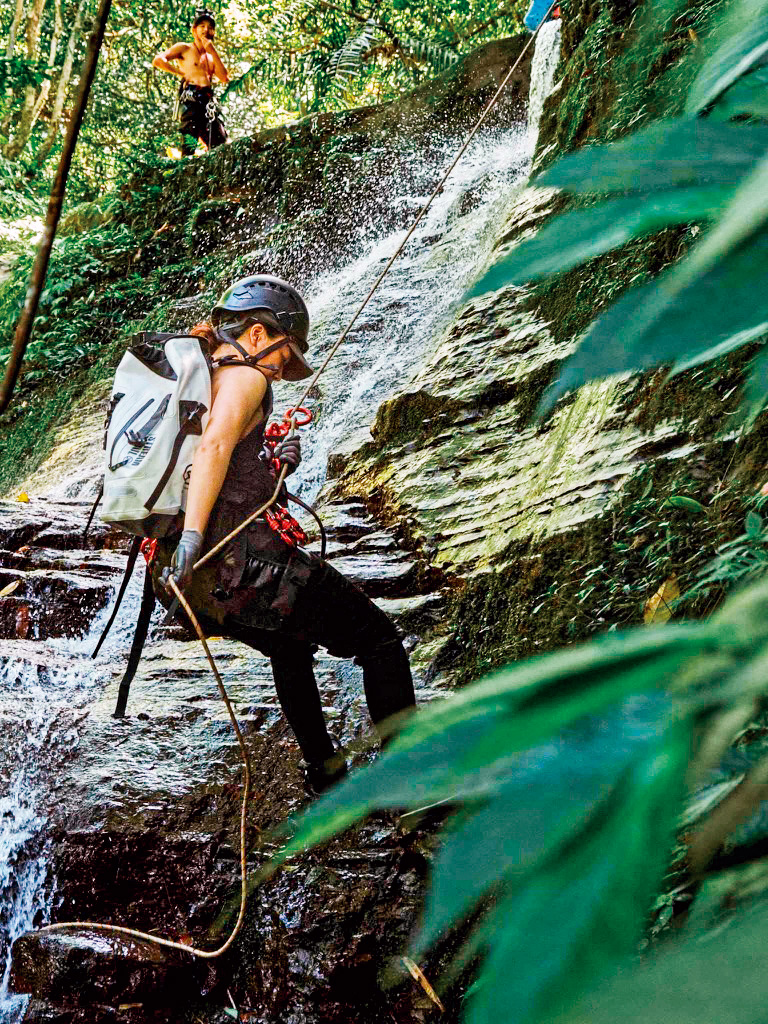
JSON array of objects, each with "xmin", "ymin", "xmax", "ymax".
[{"xmin": 37, "ymin": 3, "xmax": 557, "ymax": 959}]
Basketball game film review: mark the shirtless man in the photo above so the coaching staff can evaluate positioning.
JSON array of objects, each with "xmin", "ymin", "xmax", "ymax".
[{"xmin": 153, "ymin": 11, "xmax": 230, "ymax": 156}]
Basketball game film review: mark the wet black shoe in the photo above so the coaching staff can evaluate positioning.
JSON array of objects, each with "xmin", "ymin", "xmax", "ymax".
[{"xmin": 300, "ymin": 747, "xmax": 348, "ymax": 798}]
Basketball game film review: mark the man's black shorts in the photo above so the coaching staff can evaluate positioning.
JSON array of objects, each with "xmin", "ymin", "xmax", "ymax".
[{"xmin": 178, "ymin": 82, "xmax": 227, "ymax": 154}]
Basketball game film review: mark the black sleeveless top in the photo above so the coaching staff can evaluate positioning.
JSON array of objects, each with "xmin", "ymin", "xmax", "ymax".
[
  {"xmin": 203, "ymin": 380, "xmax": 297, "ymax": 591},
  {"xmin": 153, "ymin": 378, "xmax": 300, "ymax": 621}
]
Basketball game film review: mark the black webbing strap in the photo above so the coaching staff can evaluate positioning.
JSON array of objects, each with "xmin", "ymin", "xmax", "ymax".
[
  {"xmin": 92, "ymin": 535, "xmax": 141, "ymax": 658},
  {"xmin": 213, "ymin": 336, "xmax": 287, "ymax": 370},
  {"xmin": 82, "ymin": 481, "xmax": 104, "ymax": 545},
  {"xmin": 113, "ymin": 561, "xmax": 155, "ymax": 718},
  {"xmin": 287, "ymin": 491, "xmax": 327, "ymax": 559}
]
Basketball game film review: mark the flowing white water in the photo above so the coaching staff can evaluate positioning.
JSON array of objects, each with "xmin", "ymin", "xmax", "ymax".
[
  {"xmin": 0, "ymin": 578, "xmax": 144, "ymax": 1023},
  {"xmin": 0, "ymin": 26, "xmax": 562, "ymax": 1021},
  {"xmin": 527, "ymin": 19, "xmax": 562, "ymax": 146}
]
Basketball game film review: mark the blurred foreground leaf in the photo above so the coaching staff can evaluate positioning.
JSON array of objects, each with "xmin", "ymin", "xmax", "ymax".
[{"xmin": 256, "ymin": 579, "xmax": 768, "ymax": 1024}]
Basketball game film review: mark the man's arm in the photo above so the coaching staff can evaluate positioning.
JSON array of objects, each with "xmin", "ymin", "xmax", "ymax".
[
  {"xmin": 152, "ymin": 42, "xmax": 187, "ymax": 77},
  {"xmin": 205, "ymin": 42, "xmax": 230, "ymax": 85}
]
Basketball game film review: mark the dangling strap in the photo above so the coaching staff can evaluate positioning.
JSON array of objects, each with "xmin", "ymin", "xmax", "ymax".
[
  {"xmin": 287, "ymin": 491, "xmax": 327, "ymax": 559},
  {"xmin": 82, "ymin": 481, "xmax": 104, "ymax": 545},
  {"xmin": 113, "ymin": 563, "xmax": 156, "ymax": 718},
  {"xmin": 92, "ymin": 535, "xmax": 141, "ymax": 658}
]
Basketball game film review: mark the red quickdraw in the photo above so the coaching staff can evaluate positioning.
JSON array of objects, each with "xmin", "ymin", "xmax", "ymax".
[
  {"xmin": 262, "ymin": 407, "xmax": 313, "ymax": 547},
  {"xmin": 140, "ymin": 538, "xmax": 158, "ymax": 565},
  {"xmin": 263, "ymin": 506, "xmax": 307, "ymax": 548}
]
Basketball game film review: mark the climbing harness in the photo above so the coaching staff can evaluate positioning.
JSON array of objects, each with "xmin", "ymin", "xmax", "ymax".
[{"xmin": 41, "ymin": 1, "xmax": 558, "ymax": 959}]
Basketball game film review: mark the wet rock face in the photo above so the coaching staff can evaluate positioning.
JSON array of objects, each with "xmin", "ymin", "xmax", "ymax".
[
  {"xmin": 327, "ymin": 185, "xmax": 705, "ymax": 580},
  {"xmin": 11, "ymin": 931, "xmax": 199, "ymax": 1009},
  {"xmin": 0, "ymin": 500, "xmax": 124, "ymax": 640},
  {"xmin": 2, "ymin": 497, "xmax": 453, "ymax": 1023}
]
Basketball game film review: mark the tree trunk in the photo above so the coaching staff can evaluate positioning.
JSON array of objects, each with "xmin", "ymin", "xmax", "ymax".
[
  {"xmin": 30, "ymin": 0, "xmax": 63, "ymax": 127},
  {"xmin": 5, "ymin": 0, "xmax": 26, "ymax": 58},
  {"xmin": 33, "ymin": 0, "xmax": 89, "ymax": 166},
  {"xmin": 3, "ymin": 0, "xmax": 49, "ymax": 159}
]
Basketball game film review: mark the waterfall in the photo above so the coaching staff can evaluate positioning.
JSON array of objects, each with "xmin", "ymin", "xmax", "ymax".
[
  {"xmin": 0, "ymin": 25, "xmax": 563, "ymax": 1021},
  {"xmin": 0, "ymin": 579, "xmax": 144, "ymax": 1023},
  {"xmin": 527, "ymin": 19, "xmax": 562, "ymax": 145}
]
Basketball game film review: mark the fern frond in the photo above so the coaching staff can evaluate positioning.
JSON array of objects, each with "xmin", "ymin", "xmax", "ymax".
[
  {"xmin": 328, "ymin": 20, "xmax": 380, "ymax": 80},
  {"xmin": 398, "ymin": 34, "xmax": 459, "ymax": 72}
]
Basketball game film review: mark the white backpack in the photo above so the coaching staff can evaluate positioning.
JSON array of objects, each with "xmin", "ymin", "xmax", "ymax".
[{"xmin": 101, "ymin": 333, "xmax": 211, "ymax": 538}]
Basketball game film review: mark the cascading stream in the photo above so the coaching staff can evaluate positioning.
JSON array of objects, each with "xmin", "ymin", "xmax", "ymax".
[
  {"xmin": 0, "ymin": 574, "xmax": 145, "ymax": 1023},
  {"xmin": 0, "ymin": 24, "xmax": 561, "ymax": 1022}
]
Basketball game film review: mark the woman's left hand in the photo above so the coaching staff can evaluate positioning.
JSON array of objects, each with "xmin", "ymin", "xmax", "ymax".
[{"xmin": 275, "ymin": 434, "xmax": 301, "ymax": 474}]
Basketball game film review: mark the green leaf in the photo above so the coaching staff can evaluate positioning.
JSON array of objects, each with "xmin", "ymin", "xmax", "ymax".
[
  {"xmin": 263, "ymin": 627, "xmax": 710, "ymax": 879},
  {"xmin": 536, "ymin": 120, "xmax": 768, "ymax": 195},
  {"xmin": 709, "ymin": 62, "xmax": 768, "ymax": 121},
  {"xmin": 550, "ymin": 896, "xmax": 768, "ymax": 1024},
  {"xmin": 465, "ymin": 720, "xmax": 691, "ymax": 1024},
  {"xmin": 538, "ymin": 229, "xmax": 768, "ymax": 413},
  {"xmin": 743, "ymin": 342, "xmax": 768, "ymax": 425},
  {"xmin": 411, "ymin": 703, "xmax": 678, "ymax": 960},
  {"xmin": 665, "ymin": 496, "xmax": 708, "ymax": 515},
  {"xmin": 468, "ymin": 187, "xmax": 729, "ymax": 296},
  {"xmin": 686, "ymin": 0, "xmax": 768, "ymax": 116},
  {"xmin": 746, "ymin": 510, "xmax": 764, "ymax": 537},
  {"xmin": 649, "ymin": 153, "xmax": 768, "ymax": 329},
  {"xmin": 669, "ymin": 322, "xmax": 768, "ymax": 376}
]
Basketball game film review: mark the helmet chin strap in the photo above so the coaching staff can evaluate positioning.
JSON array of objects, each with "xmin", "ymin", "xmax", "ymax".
[{"xmin": 248, "ymin": 325, "xmax": 289, "ymax": 375}]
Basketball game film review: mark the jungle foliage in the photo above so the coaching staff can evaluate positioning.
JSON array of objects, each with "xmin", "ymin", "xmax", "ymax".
[
  {"xmin": 266, "ymin": 3, "xmax": 768, "ymax": 1023},
  {"xmin": 470, "ymin": 0, "xmax": 768, "ymax": 421},
  {"xmin": 0, "ymin": 0, "xmax": 528, "ymax": 216}
]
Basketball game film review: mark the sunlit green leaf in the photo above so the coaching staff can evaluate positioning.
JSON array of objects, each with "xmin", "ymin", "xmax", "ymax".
[
  {"xmin": 467, "ymin": 187, "xmax": 729, "ymax": 295},
  {"xmin": 536, "ymin": 121, "xmax": 768, "ymax": 195},
  {"xmin": 665, "ymin": 496, "xmax": 708, "ymax": 515}
]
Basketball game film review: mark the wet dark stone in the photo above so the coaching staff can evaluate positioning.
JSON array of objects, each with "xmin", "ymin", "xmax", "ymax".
[
  {"xmin": 21, "ymin": 999, "xmax": 180, "ymax": 1022},
  {"xmin": 11, "ymin": 930, "xmax": 199, "ymax": 1008},
  {"xmin": 0, "ymin": 569, "xmax": 111, "ymax": 639}
]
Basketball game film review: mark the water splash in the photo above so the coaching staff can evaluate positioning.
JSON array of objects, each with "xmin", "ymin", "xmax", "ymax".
[
  {"xmin": 527, "ymin": 19, "xmax": 562, "ymax": 144},
  {"xmin": 0, "ymin": 577, "xmax": 144, "ymax": 1021},
  {"xmin": 283, "ymin": 123, "xmax": 534, "ymax": 503}
]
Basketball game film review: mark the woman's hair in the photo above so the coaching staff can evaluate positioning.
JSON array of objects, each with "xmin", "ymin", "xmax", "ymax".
[{"xmin": 190, "ymin": 313, "xmax": 285, "ymax": 355}]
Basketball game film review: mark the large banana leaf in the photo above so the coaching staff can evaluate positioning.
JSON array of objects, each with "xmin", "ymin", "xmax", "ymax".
[
  {"xmin": 685, "ymin": 0, "xmax": 768, "ymax": 115},
  {"xmin": 467, "ymin": 186, "xmax": 729, "ymax": 295}
]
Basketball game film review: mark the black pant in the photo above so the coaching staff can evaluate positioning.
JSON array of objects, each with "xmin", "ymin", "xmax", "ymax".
[
  {"xmin": 205, "ymin": 559, "xmax": 416, "ymax": 764},
  {"xmin": 179, "ymin": 83, "xmax": 228, "ymax": 155}
]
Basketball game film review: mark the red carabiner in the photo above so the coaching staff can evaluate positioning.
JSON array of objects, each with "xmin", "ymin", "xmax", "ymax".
[
  {"xmin": 140, "ymin": 538, "xmax": 158, "ymax": 565},
  {"xmin": 285, "ymin": 406, "xmax": 313, "ymax": 427}
]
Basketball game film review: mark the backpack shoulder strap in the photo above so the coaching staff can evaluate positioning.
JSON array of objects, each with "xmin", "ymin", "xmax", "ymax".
[
  {"xmin": 91, "ymin": 535, "xmax": 141, "ymax": 658},
  {"xmin": 113, "ymin": 563, "xmax": 156, "ymax": 718}
]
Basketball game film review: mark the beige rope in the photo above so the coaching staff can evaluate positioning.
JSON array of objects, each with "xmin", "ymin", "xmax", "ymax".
[
  {"xmin": 39, "ymin": 579, "xmax": 251, "ymax": 959},
  {"xmin": 37, "ymin": 6, "xmax": 557, "ymax": 959},
  {"xmin": 194, "ymin": 8, "xmax": 555, "ymax": 568}
]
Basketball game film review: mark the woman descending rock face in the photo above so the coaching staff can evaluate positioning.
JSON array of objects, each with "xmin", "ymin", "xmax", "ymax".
[{"xmin": 155, "ymin": 275, "xmax": 416, "ymax": 796}]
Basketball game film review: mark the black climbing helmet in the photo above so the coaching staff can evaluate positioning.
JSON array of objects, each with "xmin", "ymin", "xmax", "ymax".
[{"xmin": 211, "ymin": 274, "xmax": 313, "ymax": 382}]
